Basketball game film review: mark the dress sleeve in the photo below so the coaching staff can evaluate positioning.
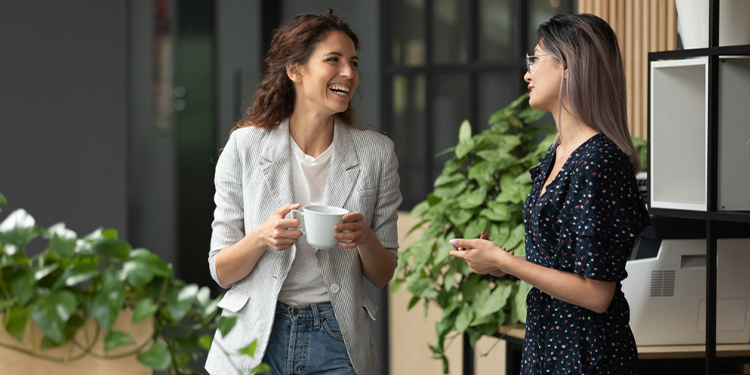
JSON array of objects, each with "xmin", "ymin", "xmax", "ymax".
[
  {"xmin": 559, "ymin": 149, "xmax": 650, "ymax": 241},
  {"xmin": 208, "ymin": 132, "xmax": 246, "ymax": 288},
  {"xmin": 556, "ymin": 145, "xmax": 650, "ymax": 282}
]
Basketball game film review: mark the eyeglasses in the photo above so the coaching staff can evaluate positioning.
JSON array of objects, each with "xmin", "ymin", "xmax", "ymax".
[{"xmin": 526, "ymin": 53, "xmax": 550, "ymax": 73}]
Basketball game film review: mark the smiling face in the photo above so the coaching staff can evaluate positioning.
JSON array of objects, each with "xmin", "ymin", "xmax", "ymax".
[
  {"xmin": 524, "ymin": 44, "xmax": 566, "ymax": 113},
  {"xmin": 289, "ymin": 31, "xmax": 359, "ymax": 117}
]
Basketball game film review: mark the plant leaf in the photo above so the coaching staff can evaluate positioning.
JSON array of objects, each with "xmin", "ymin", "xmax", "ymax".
[
  {"xmin": 250, "ymin": 363, "xmax": 271, "ymax": 374},
  {"xmin": 198, "ymin": 334, "xmax": 213, "ymax": 350},
  {"xmin": 49, "ymin": 227, "xmax": 78, "ymax": 259},
  {"xmin": 87, "ymin": 289, "xmax": 124, "ymax": 334},
  {"xmin": 31, "ymin": 290, "xmax": 78, "ymax": 343},
  {"xmin": 478, "ymin": 281, "xmax": 514, "ymax": 316},
  {"xmin": 166, "ymin": 290, "xmax": 191, "ymax": 322},
  {"xmin": 104, "ymin": 330, "xmax": 136, "ymax": 352},
  {"xmin": 238, "ymin": 339, "xmax": 258, "ymax": 358},
  {"xmin": 53, "ymin": 264, "xmax": 100, "ymax": 289},
  {"xmin": 458, "ymin": 120, "xmax": 472, "ymax": 142},
  {"xmin": 137, "ymin": 340, "xmax": 172, "ymax": 370},
  {"xmin": 10, "ymin": 272, "xmax": 36, "ymax": 305},
  {"xmin": 177, "ymin": 284, "xmax": 199, "ymax": 303},
  {"xmin": 218, "ymin": 315, "xmax": 237, "ymax": 337},
  {"xmin": 0, "ymin": 209, "xmax": 37, "ymax": 248},
  {"xmin": 454, "ymin": 304, "xmax": 474, "ymax": 333},
  {"xmin": 93, "ymin": 239, "xmax": 131, "ymax": 262},
  {"xmin": 0, "ymin": 191, "xmax": 6, "ymax": 211},
  {"xmin": 132, "ymin": 297, "xmax": 158, "ymax": 323},
  {"xmin": 33, "ymin": 263, "xmax": 59, "ymax": 281},
  {"xmin": 447, "ymin": 209, "xmax": 473, "ymax": 226},
  {"xmin": 3, "ymin": 306, "xmax": 30, "ymax": 342}
]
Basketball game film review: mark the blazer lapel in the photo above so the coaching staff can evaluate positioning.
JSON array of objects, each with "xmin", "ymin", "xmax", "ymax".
[
  {"xmin": 323, "ymin": 118, "xmax": 360, "ymax": 209},
  {"xmin": 260, "ymin": 119, "xmax": 295, "ymax": 209}
]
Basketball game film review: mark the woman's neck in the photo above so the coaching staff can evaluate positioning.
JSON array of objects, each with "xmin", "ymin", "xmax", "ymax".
[
  {"xmin": 288, "ymin": 109, "xmax": 335, "ymax": 158},
  {"xmin": 552, "ymin": 104, "xmax": 598, "ymax": 153}
]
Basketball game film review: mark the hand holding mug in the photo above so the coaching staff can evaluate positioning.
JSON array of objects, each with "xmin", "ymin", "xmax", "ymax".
[
  {"xmin": 256, "ymin": 203, "xmax": 303, "ymax": 251},
  {"xmin": 334, "ymin": 212, "xmax": 369, "ymax": 249}
]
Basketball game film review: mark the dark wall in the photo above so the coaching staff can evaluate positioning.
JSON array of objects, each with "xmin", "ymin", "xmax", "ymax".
[{"xmin": 0, "ymin": 1, "xmax": 128, "ymax": 238}]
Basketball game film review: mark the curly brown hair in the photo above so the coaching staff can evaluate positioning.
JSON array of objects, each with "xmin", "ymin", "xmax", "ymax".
[{"xmin": 233, "ymin": 10, "xmax": 359, "ymax": 132}]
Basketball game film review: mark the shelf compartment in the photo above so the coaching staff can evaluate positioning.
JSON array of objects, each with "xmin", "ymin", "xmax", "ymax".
[
  {"xmin": 650, "ymin": 57, "xmax": 708, "ymax": 211},
  {"xmin": 718, "ymin": 57, "xmax": 750, "ymax": 211}
]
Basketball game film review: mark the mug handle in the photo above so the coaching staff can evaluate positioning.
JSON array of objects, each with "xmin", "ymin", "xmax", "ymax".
[{"xmin": 290, "ymin": 209, "xmax": 306, "ymax": 235}]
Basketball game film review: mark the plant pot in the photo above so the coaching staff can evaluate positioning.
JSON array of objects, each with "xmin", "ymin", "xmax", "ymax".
[
  {"xmin": 0, "ymin": 310, "xmax": 153, "ymax": 375},
  {"xmin": 676, "ymin": 0, "xmax": 750, "ymax": 49}
]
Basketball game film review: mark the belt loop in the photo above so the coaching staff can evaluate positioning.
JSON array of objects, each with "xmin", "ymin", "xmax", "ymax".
[{"xmin": 312, "ymin": 303, "xmax": 320, "ymax": 329}]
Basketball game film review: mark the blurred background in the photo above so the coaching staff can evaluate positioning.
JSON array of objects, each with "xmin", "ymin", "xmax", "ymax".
[{"xmin": 1, "ymin": 1, "xmax": 680, "ymax": 373}]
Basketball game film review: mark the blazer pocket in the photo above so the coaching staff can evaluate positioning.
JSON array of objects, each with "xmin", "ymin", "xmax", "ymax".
[
  {"xmin": 217, "ymin": 289, "xmax": 250, "ymax": 313},
  {"xmin": 356, "ymin": 188, "xmax": 377, "ymax": 197},
  {"xmin": 362, "ymin": 294, "xmax": 378, "ymax": 320}
]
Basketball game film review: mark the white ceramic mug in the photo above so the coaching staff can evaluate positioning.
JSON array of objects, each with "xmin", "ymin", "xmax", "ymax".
[{"xmin": 290, "ymin": 205, "xmax": 349, "ymax": 249}]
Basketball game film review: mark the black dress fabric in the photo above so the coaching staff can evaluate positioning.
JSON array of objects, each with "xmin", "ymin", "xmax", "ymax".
[{"xmin": 520, "ymin": 134, "xmax": 651, "ymax": 374}]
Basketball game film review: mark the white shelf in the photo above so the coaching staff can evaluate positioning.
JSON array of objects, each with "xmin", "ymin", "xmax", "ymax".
[{"xmin": 650, "ymin": 57, "xmax": 708, "ymax": 211}]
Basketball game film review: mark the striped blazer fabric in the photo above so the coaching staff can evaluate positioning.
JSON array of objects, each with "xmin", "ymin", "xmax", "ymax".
[{"xmin": 205, "ymin": 118, "xmax": 402, "ymax": 375}]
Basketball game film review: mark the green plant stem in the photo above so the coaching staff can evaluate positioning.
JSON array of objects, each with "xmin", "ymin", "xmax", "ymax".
[
  {"xmin": 0, "ymin": 330, "xmax": 98, "ymax": 363},
  {"xmin": 0, "ymin": 268, "xmax": 12, "ymax": 301},
  {"xmin": 72, "ymin": 336, "xmax": 152, "ymax": 360}
]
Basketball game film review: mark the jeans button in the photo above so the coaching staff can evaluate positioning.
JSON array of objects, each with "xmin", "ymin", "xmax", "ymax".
[{"xmin": 330, "ymin": 283, "xmax": 340, "ymax": 293}]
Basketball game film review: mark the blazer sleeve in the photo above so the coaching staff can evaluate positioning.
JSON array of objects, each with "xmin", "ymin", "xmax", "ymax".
[
  {"xmin": 208, "ymin": 132, "xmax": 246, "ymax": 288},
  {"xmin": 371, "ymin": 139, "xmax": 402, "ymax": 261}
]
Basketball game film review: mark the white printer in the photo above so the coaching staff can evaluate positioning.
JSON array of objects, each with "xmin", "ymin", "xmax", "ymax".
[{"xmin": 621, "ymin": 218, "xmax": 750, "ymax": 346}]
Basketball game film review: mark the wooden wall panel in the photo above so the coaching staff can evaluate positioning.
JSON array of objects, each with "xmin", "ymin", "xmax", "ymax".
[{"xmin": 579, "ymin": 0, "xmax": 677, "ymax": 140}]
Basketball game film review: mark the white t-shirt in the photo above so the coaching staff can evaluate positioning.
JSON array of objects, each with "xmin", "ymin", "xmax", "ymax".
[{"xmin": 277, "ymin": 135, "xmax": 333, "ymax": 306}]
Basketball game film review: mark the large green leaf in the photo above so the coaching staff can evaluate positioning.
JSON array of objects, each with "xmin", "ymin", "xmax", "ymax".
[
  {"xmin": 123, "ymin": 257, "xmax": 171, "ymax": 288},
  {"xmin": 31, "ymin": 290, "xmax": 78, "ymax": 343},
  {"xmin": 0, "ymin": 209, "xmax": 36, "ymax": 248},
  {"xmin": 10, "ymin": 271, "xmax": 35, "ymax": 305},
  {"xmin": 166, "ymin": 290, "xmax": 191, "ymax": 322},
  {"xmin": 250, "ymin": 363, "xmax": 271, "ymax": 374},
  {"xmin": 53, "ymin": 264, "xmax": 100, "ymax": 289},
  {"xmin": 137, "ymin": 340, "xmax": 172, "ymax": 370},
  {"xmin": 87, "ymin": 289, "xmax": 124, "ymax": 333},
  {"xmin": 478, "ymin": 281, "xmax": 514, "ymax": 316},
  {"xmin": 33, "ymin": 263, "xmax": 59, "ymax": 281},
  {"xmin": 454, "ymin": 304, "xmax": 474, "ymax": 333},
  {"xmin": 104, "ymin": 330, "xmax": 136, "ymax": 352},
  {"xmin": 447, "ymin": 209, "xmax": 473, "ymax": 226},
  {"xmin": 132, "ymin": 297, "xmax": 158, "ymax": 323},
  {"xmin": 217, "ymin": 315, "xmax": 237, "ymax": 337},
  {"xmin": 0, "ymin": 191, "xmax": 7, "ymax": 211},
  {"xmin": 93, "ymin": 239, "xmax": 131, "ymax": 262},
  {"xmin": 458, "ymin": 188, "xmax": 486, "ymax": 209},
  {"xmin": 3, "ymin": 306, "xmax": 30, "ymax": 342},
  {"xmin": 49, "ymin": 229, "xmax": 78, "ymax": 259},
  {"xmin": 513, "ymin": 281, "xmax": 532, "ymax": 324},
  {"xmin": 198, "ymin": 334, "xmax": 213, "ymax": 350},
  {"xmin": 458, "ymin": 120, "xmax": 472, "ymax": 142},
  {"xmin": 464, "ymin": 218, "xmax": 488, "ymax": 239}
]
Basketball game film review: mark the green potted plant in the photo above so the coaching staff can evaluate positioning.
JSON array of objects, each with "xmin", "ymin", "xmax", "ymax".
[
  {"xmin": 392, "ymin": 92, "xmax": 554, "ymax": 373},
  {"xmin": 0, "ymin": 191, "xmax": 266, "ymax": 374}
]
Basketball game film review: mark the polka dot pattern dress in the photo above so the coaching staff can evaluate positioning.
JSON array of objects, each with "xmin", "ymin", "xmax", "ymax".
[{"xmin": 520, "ymin": 134, "xmax": 650, "ymax": 375}]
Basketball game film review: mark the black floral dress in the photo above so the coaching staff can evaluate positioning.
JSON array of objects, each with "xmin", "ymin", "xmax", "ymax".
[{"xmin": 520, "ymin": 134, "xmax": 650, "ymax": 375}]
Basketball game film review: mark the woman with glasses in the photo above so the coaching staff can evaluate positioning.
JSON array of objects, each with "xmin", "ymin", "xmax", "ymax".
[{"xmin": 450, "ymin": 14, "xmax": 650, "ymax": 374}]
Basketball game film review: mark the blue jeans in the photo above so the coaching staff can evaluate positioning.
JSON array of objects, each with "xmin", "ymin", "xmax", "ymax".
[{"xmin": 262, "ymin": 301, "xmax": 356, "ymax": 375}]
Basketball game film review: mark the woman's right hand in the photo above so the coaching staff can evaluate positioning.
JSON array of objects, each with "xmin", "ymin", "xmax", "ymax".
[{"xmin": 253, "ymin": 203, "xmax": 303, "ymax": 251}]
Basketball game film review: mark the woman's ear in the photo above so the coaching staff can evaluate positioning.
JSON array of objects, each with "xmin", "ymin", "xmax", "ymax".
[
  {"xmin": 564, "ymin": 69, "xmax": 568, "ymax": 80},
  {"xmin": 287, "ymin": 64, "xmax": 303, "ymax": 83}
]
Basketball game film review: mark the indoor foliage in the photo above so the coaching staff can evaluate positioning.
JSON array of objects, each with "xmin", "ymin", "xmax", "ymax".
[
  {"xmin": 0, "ymin": 191, "xmax": 266, "ymax": 375},
  {"xmin": 393, "ymin": 92, "xmax": 554, "ymax": 373}
]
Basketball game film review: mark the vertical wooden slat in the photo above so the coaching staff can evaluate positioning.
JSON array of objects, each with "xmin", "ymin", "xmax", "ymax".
[
  {"xmin": 576, "ymin": 0, "xmax": 678, "ymax": 140},
  {"xmin": 625, "ymin": 0, "xmax": 635, "ymax": 133},
  {"xmin": 659, "ymin": 0, "xmax": 668, "ymax": 51},
  {"xmin": 668, "ymin": 0, "xmax": 677, "ymax": 50}
]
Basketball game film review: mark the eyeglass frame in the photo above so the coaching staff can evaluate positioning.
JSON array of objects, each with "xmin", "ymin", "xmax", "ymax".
[{"xmin": 525, "ymin": 53, "xmax": 551, "ymax": 73}]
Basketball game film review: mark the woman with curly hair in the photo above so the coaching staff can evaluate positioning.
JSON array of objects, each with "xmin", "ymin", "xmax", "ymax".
[{"xmin": 205, "ymin": 11, "xmax": 401, "ymax": 375}]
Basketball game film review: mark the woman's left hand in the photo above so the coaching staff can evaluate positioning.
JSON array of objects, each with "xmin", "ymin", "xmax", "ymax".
[
  {"xmin": 334, "ymin": 212, "xmax": 370, "ymax": 249},
  {"xmin": 449, "ymin": 238, "xmax": 514, "ymax": 276}
]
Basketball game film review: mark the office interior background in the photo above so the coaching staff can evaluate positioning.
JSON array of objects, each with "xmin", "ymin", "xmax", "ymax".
[{"xmin": 5, "ymin": 1, "xmax": 743, "ymax": 374}]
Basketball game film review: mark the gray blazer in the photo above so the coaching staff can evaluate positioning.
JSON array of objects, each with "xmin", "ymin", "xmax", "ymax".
[{"xmin": 205, "ymin": 118, "xmax": 401, "ymax": 375}]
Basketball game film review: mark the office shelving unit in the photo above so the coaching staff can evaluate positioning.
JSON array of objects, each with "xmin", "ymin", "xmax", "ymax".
[{"xmin": 648, "ymin": 0, "xmax": 750, "ymax": 374}]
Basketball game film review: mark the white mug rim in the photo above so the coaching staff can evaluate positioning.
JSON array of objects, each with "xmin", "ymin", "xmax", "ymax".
[{"xmin": 303, "ymin": 205, "xmax": 349, "ymax": 215}]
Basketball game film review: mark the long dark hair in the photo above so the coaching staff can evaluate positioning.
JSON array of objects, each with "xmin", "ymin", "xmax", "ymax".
[
  {"xmin": 538, "ymin": 14, "xmax": 641, "ymax": 172},
  {"xmin": 234, "ymin": 10, "xmax": 359, "ymax": 132}
]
